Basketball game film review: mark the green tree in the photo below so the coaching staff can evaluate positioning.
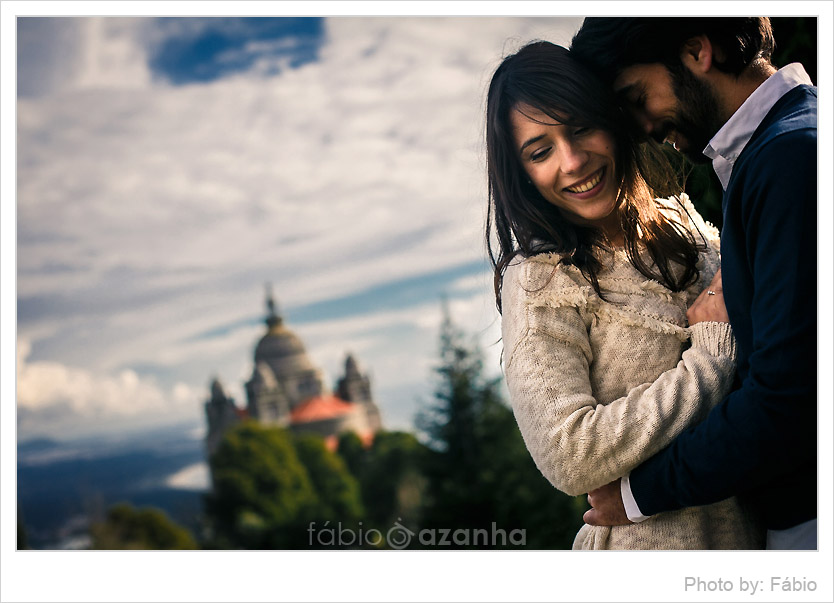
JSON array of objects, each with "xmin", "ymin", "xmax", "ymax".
[
  {"xmin": 417, "ymin": 307, "xmax": 504, "ymax": 530},
  {"xmin": 341, "ymin": 430, "xmax": 428, "ymax": 529},
  {"xmin": 475, "ymin": 398, "xmax": 587, "ymax": 549},
  {"xmin": 204, "ymin": 421, "xmax": 317, "ymax": 549},
  {"xmin": 89, "ymin": 503, "xmax": 197, "ymax": 550},
  {"xmin": 292, "ymin": 433, "xmax": 363, "ymax": 523},
  {"xmin": 336, "ymin": 431, "xmax": 366, "ymax": 479},
  {"xmin": 417, "ymin": 306, "xmax": 584, "ymax": 549}
]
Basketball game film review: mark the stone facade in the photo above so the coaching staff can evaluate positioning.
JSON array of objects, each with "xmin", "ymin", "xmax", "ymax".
[
  {"xmin": 204, "ymin": 378, "xmax": 245, "ymax": 457},
  {"xmin": 204, "ymin": 288, "xmax": 382, "ymax": 457}
]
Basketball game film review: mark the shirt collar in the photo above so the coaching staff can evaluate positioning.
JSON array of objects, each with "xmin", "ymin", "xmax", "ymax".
[{"xmin": 703, "ymin": 63, "xmax": 813, "ymax": 189}]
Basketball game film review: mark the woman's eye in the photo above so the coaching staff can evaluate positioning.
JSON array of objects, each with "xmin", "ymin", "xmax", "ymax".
[
  {"xmin": 574, "ymin": 127, "xmax": 591, "ymax": 136},
  {"xmin": 530, "ymin": 147, "xmax": 551, "ymax": 161}
]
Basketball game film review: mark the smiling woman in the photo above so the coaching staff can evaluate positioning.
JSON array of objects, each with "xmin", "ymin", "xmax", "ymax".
[
  {"xmin": 486, "ymin": 41, "xmax": 699, "ymax": 302},
  {"xmin": 484, "ymin": 41, "xmax": 764, "ymax": 550},
  {"xmin": 511, "ymin": 104, "xmax": 620, "ymax": 240}
]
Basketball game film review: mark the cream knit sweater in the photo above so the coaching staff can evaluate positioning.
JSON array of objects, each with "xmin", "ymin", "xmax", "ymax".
[{"xmin": 501, "ymin": 196, "xmax": 764, "ymax": 550}]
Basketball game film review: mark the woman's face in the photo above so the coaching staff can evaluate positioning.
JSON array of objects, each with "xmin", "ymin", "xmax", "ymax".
[{"xmin": 511, "ymin": 104, "xmax": 621, "ymax": 237}]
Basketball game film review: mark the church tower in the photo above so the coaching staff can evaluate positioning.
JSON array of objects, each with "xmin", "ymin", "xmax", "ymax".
[
  {"xmin": 336, "ymin": 353, "xmax": 382, "ymax": 433},
  {"xmin": 245, "ymin": 285, "xmax": 326, "ymax": 423},
  {"xmin": 204, "ymin": 378, "xmax": 242, "ymax": 457}
]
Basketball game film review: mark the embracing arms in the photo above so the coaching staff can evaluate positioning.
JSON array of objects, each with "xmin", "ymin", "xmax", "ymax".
[
  {"xmin": 501, "ymin": 261, "xmax": 737, "ymax": 497},
  {"xmin": 622, "ymin": 129, "xmax": 817, "ymax": 524}
]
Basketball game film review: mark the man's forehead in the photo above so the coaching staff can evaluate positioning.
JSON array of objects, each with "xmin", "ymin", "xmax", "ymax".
[{"xmin": 613, "ymin": 63, "xmax": 668, "ymax": 93}]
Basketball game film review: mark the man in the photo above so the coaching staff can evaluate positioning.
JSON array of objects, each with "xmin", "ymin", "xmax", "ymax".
[{"xmin": 570, "ymin": 17, "xmax": 817, "ymax": 549}]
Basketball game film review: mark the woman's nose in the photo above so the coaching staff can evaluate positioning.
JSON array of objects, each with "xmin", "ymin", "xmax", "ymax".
[{"xmin": 559, "ymin": 142, "xmax": 589, "ymax": 174}]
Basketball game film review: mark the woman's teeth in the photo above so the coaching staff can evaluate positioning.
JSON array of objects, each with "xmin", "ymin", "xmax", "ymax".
[{"xmin": 566, "ymin": 170, "xmax": 602, "ymax": 193}]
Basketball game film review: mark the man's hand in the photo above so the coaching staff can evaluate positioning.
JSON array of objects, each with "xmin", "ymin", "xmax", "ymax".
[
  {"xmin": 583, "ymin": 478, "xmax": 633, "ymax": 526},
  {"xmin": 687, "ymin": 268, "xmax": 730, "ymax": 325}
]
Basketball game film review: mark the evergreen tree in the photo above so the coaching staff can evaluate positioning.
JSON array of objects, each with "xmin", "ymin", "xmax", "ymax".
[
  {"xmin": 417, "ymin": 306, "xmax": 584, "ymax": 549},
  {"xmin": 89, "ymin": 503, "xmax": 197, "ymax": 550},
  {"xmin": 417, "ymin": 306, "xmax": 504, "ymax": 530},
  {"xmin": 341, "ymin": 430, "xmax": 428, "ymax": 529}
]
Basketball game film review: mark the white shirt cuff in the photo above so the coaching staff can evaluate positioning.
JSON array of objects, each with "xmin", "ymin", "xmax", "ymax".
[{"xmin": 621, "ymin": 473, "xmax": 650, "ymax": 523}]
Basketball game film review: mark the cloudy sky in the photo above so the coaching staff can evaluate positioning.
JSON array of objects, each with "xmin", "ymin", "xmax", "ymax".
[{"xmin": 13, "ymin": 15, "xmax": 586, "ymax": 441}]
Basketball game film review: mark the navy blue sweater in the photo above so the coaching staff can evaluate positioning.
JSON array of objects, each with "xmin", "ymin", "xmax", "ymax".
[{"xmin": 630, "ymin": 85, "xmax": 817, "ymax": 530}]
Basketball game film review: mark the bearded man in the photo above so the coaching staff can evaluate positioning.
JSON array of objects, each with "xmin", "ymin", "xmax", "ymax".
[{"xmin": 571, "ymin": 17, "xmax": 817, "ymax": 550}]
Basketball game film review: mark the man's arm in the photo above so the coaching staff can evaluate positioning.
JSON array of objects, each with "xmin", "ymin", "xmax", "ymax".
[
  {"xmin": 593, "ymin": 130, "xmax": 816, "ymax": 522},
  {"xmin": 584, "ymin": 270, "xmax": 731, "ymax": 526}
]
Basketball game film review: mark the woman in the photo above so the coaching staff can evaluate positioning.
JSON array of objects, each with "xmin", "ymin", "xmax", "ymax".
[{"xmin": 485, "ymin": 41, "xmax": 763, "ymax": 549}]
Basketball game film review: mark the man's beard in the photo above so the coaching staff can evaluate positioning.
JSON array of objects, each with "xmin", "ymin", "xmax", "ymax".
[{"xmin": 665, "ymin": 61, "xmax": 725, "ymax": 164}]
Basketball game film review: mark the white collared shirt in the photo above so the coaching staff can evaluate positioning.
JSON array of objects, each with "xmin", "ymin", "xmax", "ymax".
[
  {"xmin": 703, "ymin": 63, "xmax": 813, "ymax": 190},
  {"xmin": 621, "ymin": 63, "xmax": 813, "ymax": 525}
]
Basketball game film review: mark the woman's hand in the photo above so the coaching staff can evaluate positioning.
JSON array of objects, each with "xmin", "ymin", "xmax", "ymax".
[{"xmin": 687, "ymin": 269, "xmax": 730, "ymax": 325}]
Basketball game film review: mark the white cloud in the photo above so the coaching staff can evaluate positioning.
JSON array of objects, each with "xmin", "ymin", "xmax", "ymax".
[
  {"xmin": 16, "ymin": 16, "xmax": 584, "ymax": 439},
  {"xmin": 16, "ymin": 337, "xmax": 202, "ymax": 439}
]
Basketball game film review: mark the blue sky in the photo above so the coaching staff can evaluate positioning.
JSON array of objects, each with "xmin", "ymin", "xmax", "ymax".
[
  {"xmin": 147, "ymin": 17, "xmax": 325, "ymax": 83},
  {"xmin": 17, "ymin": 17, "xmax": 326, "ymax": 95},
  {"xmin": 13, "ymin": 15, "xmax": 585, "ymax": 440}
]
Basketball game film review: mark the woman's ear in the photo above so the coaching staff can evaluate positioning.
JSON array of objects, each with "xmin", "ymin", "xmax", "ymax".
[{"xmin": 680, "ymin": 35, "xmax": 715, "ymax": 75}]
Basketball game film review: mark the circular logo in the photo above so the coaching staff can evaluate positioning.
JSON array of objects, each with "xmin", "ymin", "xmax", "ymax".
[{"xmin": 386, "ymin": 519, "xmax": 415, "ymax": 550}]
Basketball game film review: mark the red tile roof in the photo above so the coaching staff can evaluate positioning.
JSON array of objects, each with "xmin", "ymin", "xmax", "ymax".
[{"xmin": 290, "ymin": 394, "xmax": 355, "ymax": 423}]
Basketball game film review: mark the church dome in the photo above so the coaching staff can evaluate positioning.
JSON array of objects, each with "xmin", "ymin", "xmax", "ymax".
[
  {"xmin": 253, "ymin": 287, "xmax": 317, "ymax": 378},
  {"xmin": 255, "ymin": 324, "xmax": 306, "ymax": 362}
]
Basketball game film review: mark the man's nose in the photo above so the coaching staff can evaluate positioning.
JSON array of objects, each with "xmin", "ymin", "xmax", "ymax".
[{"xmin": 635, "ymin": 111, "xmax": 655, "ymax": 137}]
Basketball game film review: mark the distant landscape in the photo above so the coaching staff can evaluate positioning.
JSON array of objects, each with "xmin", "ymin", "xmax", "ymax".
[
  {"xmin": 17, "ymin": 422, "xmax": 207, "ymax": 549},
  {"xmin": 15, "ymin": 312, "xmax": 589, "ymax": 551}
]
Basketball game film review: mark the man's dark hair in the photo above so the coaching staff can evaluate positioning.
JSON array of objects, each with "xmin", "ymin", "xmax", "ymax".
[{"xmin": 571, "ymin": 17, "xmax": 775, "ymax": 84}]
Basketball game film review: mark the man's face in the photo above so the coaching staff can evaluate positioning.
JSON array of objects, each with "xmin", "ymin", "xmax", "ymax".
[{"xmin": 613, "ymin": 61, "xmax": 723, "ymax": 164}]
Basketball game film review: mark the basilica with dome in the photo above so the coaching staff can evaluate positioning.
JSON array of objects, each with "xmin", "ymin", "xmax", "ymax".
[{"xmin": 204, "ymin": 288, "xmax": 382, "ymax": 456}]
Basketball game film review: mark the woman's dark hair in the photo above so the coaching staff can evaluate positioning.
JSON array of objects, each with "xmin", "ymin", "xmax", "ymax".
[
  {"xmin": 486, "ymin": 41, "xmax": 704, "ymax": 312},
  {"xmin": 571, "ymin": 17, "xmax": 775, "ymax": 85}
]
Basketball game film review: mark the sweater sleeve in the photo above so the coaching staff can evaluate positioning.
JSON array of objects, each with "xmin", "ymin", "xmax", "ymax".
[{"xmin": 502, "ymin": 263, "xmax": 738, "ymax": 497}]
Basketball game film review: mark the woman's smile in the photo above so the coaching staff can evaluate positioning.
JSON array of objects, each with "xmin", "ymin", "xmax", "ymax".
[
  {"xmin": 564, "ymin": 166, "xmax": 606, "ymax": 196},
  {"xmin": 511, "ymin": 104, "xmax": 620, "ymax": 235}
]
